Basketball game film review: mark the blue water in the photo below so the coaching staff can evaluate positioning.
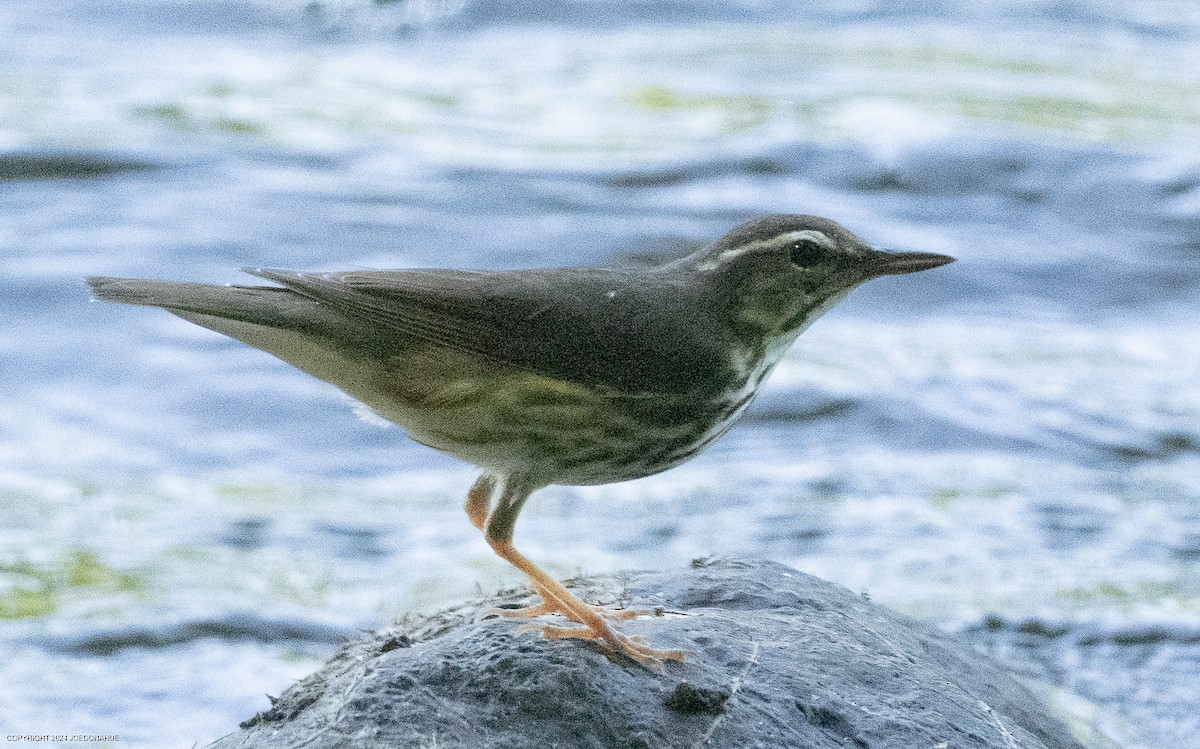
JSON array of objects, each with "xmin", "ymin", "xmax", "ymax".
[{"xmin": 2, "ymin": 1, "xmax": 1199, "ymax": 747}]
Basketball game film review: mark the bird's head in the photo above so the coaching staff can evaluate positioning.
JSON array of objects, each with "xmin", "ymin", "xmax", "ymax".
[{"xmin": 685, "ymin": 214, "xmax": 953, "ymax": 350}]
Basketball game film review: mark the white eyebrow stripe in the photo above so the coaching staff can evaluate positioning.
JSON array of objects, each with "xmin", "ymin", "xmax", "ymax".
[{"xmin": 696, "ymin": 229, "xmax": 833, "ymax": 271}]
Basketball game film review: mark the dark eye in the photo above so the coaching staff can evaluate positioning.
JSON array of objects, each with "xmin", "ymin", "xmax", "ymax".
[{"xmin": 789, "ymin": 239, "xmax": 824, "ymax": 266}]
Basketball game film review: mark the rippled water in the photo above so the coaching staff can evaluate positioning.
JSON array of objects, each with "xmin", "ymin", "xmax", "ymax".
[{"xmin": 2, "ymin": 1, "xmax": 1198, "ymax": 747}]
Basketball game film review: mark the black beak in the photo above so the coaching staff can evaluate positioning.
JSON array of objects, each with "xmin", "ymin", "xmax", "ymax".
[{"xmin": 861, "ymin": 248, "xmax": 955, "ymax": 278}]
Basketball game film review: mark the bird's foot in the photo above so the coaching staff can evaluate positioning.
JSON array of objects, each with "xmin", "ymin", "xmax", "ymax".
[
  {"xmin": 532, "ymin": 621, "xmax": 688, "ymax": 669},
  {"xmin": 480, "ymin": 537, "xmax": 687, "ymax": 669},
  {"xmin": 491, "ymin": 599, "xmax": 660, "ymax": 622},
  {"xmin": 489, "ymin": 586, "xmax": 685, "ymax": 669}
]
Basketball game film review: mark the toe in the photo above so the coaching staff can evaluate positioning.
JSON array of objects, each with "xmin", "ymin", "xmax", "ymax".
[{"xmin": 489, "ymin": 601, "xmax": 554, "ymax": 619}]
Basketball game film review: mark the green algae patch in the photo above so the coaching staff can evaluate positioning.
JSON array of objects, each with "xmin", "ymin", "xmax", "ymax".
[
  {"xmin": 0, "ymin": 586, "xmax": 55, "ymax": 619},
  {"xmin": 627, "ymin": 85, "xmax": 772, "ymax": 132},
  {"xmin": 1056, "ymin": 579, "xmax": 1194, "ymax": 612},
  {"xmin": 135, "ymin": 103, "xmax": 191, "ymax": 130},
  {"xmin": 0, "ymin": 550, "xmax": 143, "ymax": 620},
  {"xmin": 218, "ymin": 482, "xmax": 281, "ymax": 502},
  {"xmin": 214, "ymin": 117, "xmax": 265, "ymax": 135}
]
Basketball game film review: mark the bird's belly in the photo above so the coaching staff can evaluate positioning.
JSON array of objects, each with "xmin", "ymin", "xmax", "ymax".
[{"xmin": 355, "ymin": 346, "xmax": 750, "ymax": 486}]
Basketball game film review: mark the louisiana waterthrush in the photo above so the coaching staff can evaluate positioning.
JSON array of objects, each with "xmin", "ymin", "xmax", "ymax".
[{"xmin": 87, "ymin": 214, "xmax": 953, "ymax": 667}]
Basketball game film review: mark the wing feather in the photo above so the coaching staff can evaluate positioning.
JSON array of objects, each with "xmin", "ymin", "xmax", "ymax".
[{"xmin": 243, "ymin": 266, "xmax": 733, "ymax": 397}]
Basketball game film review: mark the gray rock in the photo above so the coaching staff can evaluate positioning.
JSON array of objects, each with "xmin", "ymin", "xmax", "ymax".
[{"xmin": 210, "ymin": 558, "xmax": 1092, "ymax": 749}]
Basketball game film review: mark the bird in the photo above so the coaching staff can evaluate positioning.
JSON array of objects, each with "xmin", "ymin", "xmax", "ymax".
[{"xmin": 86, "ymin": 214, "xmax": 953, "ymax": 668}]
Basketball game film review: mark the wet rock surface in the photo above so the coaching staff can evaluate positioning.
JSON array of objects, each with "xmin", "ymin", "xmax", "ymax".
[{"xmin": 211, "ymin": 558, "xmax": 1092, "ymax": 749}]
